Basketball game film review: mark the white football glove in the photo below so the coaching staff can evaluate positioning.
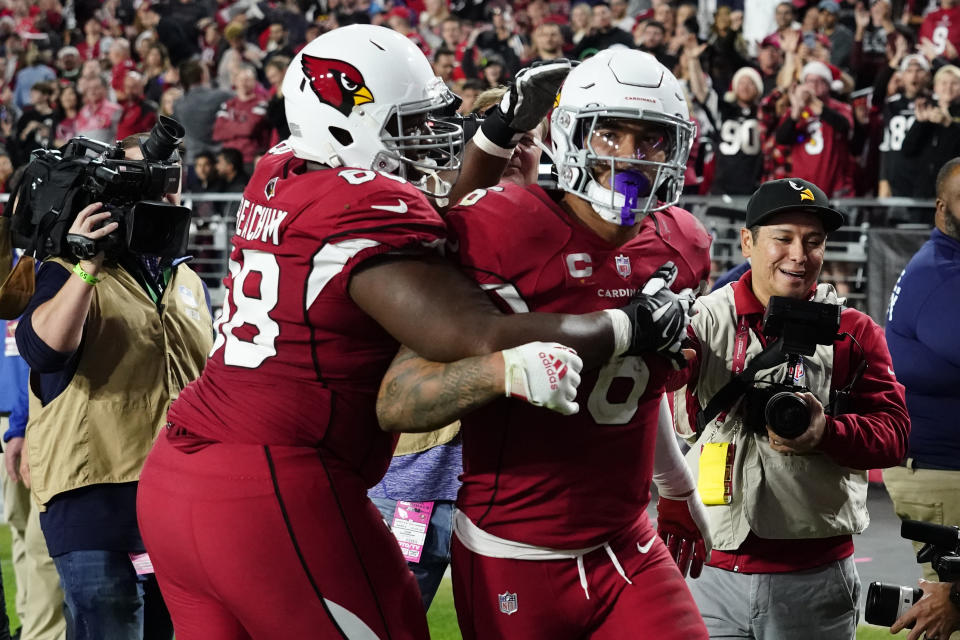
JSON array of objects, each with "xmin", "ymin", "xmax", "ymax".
[{"xmin": 502, "ymin": 342, "xmax": 583, "ymax": 415}]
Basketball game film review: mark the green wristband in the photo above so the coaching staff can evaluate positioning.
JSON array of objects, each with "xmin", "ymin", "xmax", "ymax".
[{"xmin": 72, "ymin": 262, "xmax": 100, "ymax": 285}]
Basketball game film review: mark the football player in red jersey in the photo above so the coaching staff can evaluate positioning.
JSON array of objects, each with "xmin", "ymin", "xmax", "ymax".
[
  {"xmin": 135, "ymin": 26, "xmax": 694, "ymax": 640},
  {"xmin": 377, "ymin": 49, "xmax": 713, "ymax": 639}
]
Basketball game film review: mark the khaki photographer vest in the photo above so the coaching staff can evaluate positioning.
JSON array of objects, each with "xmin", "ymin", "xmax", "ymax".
[
  {"xmin": 679, "ymin": 283, "xmax": 869, "ymax": 551},
  {"xmin": 26, "ymin": 258, "xmax": 213, "ymax": 507}
]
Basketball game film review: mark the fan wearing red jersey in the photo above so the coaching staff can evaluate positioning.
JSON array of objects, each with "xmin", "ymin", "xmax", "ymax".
[
  {"xmin": 135, "ymin": 26, "xmax": 678, "ymax": 640},
  {"xmin": 774, "ymin": 62, "xmax": 854, "ymax": 198},
  {"xmin": 919, "ymin": 0, "xmax": 960, "ymax": 59},
  {"xmin": 377, "ymin": 49, "xmax": 712, "ymax": 640}
]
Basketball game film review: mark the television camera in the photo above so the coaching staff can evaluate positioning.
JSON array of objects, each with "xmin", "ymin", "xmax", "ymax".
[
  {"xmin": 6, "ymin": 115, "xmax": 191, "ymax": 260},
  {"xmin": 864, "ymin": 520, "xmax": 960, "ymax": 628}
]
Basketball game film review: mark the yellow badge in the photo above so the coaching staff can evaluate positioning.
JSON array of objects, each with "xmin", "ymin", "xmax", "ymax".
[
  {"xmin": 698, "ymin": 442, "xmax": 735, "ymax": 505},
  {"xmin": 800, "ymin": 188, "xmax": 815, "ymax": 201}
]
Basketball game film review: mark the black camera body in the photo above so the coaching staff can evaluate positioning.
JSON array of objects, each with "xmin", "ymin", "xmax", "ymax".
[
  {"xmin": 744, "ymin": 381, "xmax": 812, "ymax": 439},
  {"xmin": 742, "ymin": 296, "xmax": 841, "ymax": 438},
  {"xmin": 7, "ymin": 116, "xmax": 192, "ymax": 260},
  {"xmin": 865, "ymin": 520, "xmax": 960, "ymax": 627}
]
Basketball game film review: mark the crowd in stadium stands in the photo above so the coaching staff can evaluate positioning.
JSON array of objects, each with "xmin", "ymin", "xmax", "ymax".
[{"xmin": 0, "ymin": 0, "xmax": 956, "ymax": 210}]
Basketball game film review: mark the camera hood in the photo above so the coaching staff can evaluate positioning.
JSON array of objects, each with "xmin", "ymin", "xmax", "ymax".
[{"xmin": 125, "ymin": 201, "xmax": 192, "ymax": 259}]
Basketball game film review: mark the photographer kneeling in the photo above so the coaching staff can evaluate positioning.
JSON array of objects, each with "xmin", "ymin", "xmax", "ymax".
[
  {"xmin": 12, "ymin": 121, "xmax": 213, "ymax": 640},
  {"xmin": 667, "ymin": 178, "xmax": 910, "ymax": 639}
]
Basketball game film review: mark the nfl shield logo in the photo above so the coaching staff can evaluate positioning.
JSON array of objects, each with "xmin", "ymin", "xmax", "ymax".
[
  {"xmin": 615, "ymin": 254, "xmax": 631, "ymax": 279},
  {"xmin": 498, "ymin": 591, "xmax": 518, "ymax": 615}
]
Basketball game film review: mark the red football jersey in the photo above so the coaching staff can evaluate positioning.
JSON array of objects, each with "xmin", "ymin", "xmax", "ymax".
[
  {"xmin": 783, "ymin": 98, "xmax": 854, "ymax": 197},
  {"xmin": 447, "ymin": 184, "xmax": 712, "ymax": 549},
  {"xmin": 169, "ymin": 143, "xmax": 446, "ymax": 486},
  {"xmin": 919, "ymin": 7, "xmax": 960, "ymax": 56}
]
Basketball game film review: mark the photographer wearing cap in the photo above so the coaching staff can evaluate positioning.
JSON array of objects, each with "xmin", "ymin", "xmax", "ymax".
[
  {"xmin": 12, "ymin": 125, "xmax": 213, "ymax": 640},
  {"xmin": 668, "ymin": 177, "xmax": 909, "ymax": 639}
]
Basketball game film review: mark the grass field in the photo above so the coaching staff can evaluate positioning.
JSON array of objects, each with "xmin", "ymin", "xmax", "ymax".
[
  {"xmin": 425, "ymin": 577, "xmax": 909, "ymax": 639},
  {"xmin": 0, "ymin": 530, "xmax": 911, "ymax": 638},
  {"xmin": 0, "ymin": 525, "xmax": 19, "ymax": 631}
]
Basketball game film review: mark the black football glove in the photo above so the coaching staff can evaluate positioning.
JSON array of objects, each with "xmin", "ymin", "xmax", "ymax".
[
  {"xmin": 622, "ymin": 262, "xmax": 695, "ymax": 366},
  {"xmin": 478, "ymin": 59, "xmax": 573, "ymax": 151}
]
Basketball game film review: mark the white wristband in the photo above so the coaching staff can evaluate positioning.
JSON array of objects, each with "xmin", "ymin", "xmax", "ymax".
[
  {"xmin": 603, "ymin": 309, "xmax": 632, "ymax": 357},
  {"xmin": 472, "ymin": 127, "xmax": 517, "ymax": 159}
]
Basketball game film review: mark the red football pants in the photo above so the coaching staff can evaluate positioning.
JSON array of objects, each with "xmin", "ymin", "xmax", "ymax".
[
  {"xmin": 137, "ymin": 430, "xmax": 427, "ymax": 640},
  {"xmin": 451, "ymin": 520, "xmax": 708, "ymax": 640}
]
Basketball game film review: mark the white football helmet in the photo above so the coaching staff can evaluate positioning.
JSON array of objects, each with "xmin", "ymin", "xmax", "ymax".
[
  {"xmin": 551, "ymin": 49, "xmax": 695, "ymax": 226},
  {"xmin": 282, "ymin": 25, "xmax": 462, "ymax": 196}
]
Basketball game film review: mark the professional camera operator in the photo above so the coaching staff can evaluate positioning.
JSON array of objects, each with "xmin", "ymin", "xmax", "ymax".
[
  {"xmin": 668, "ymin": 177, "xmax": 910, "ymax": 639},
  {"xmin": 891, "ymin": 579, "xmax": 960, "ymax": 639},
  {"xmin": 13, "ymin": 126, "xmax": 213, "ymax": 640}
]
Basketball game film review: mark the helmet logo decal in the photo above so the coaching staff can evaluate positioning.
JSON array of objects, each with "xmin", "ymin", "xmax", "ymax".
[{"xmin": 300, "ymin": 55, "xmax": 374, "ymax": 117}]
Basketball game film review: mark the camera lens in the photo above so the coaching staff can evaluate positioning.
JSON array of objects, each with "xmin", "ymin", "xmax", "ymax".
[
  {"xmin": 864, "ymin": 582, "xmax": 922, "ymax": 627},
  {"xmin": 142, "ymin": 116, "xmax": 185, "ymax": 162},
  {"xmin": 765, "ymin": 391, "xmax": 809, "ymax": 439}
]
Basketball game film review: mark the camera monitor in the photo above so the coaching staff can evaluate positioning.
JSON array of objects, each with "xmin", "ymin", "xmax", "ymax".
[{"xmin": 761, "ymin": 296, "xmax": 841, "ymax": 356}]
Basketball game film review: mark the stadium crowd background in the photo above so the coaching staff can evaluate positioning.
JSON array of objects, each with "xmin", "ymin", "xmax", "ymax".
[{"xmin": 0, "ymin": 0, "xmax": 950, "ymax": 299}]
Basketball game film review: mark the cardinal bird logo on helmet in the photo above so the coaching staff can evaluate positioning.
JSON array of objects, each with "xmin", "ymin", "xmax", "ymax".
[{"xmin": 300, "ymin": 55, "xmax": 374, "ymax": 117}]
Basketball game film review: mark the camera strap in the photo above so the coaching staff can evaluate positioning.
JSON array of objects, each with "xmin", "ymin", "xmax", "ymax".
[
  {"xmin": 695, "ymin": 317, "xmax": 789, "ymax": 438},
  {"xmin": 825, "ymin": 357, "xmax": 867, "ymax": 416}
]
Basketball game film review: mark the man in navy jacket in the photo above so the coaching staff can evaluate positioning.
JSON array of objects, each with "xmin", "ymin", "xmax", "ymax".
[{"xmin": 885, "ymin": 157, "xmax": 960, "ymax": 585}]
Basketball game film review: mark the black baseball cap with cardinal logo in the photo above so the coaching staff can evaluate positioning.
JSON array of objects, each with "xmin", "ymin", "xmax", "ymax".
[{"xmin": 745, "ymin": 178, "xmax": 845, "ymax": 232}]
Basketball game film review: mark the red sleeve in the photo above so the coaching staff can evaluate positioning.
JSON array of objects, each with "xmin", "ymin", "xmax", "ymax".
[
  {"xmin": 816, "ymin": 310, "xmax": 910, "ymax": 470},
  {"xmin": 664, "ymin": 325, "xmax": 702, "ymax": 393},
  {"xmin": 293, "ymin": 176, "xmax": 447, "ymax": 299},
  {"xmin": 211, "ymin": 109, "xmax": 229, "ymax": 143},
  {"xmin": 444, "ymin": 187, "xmax": 514, "ymax": 277},
  {"xmin": 333, "ymin": 179, "xmax": 444, "ymax": 239},
  {"xmin": 919, "ymin": 15, "xmax": 934, "ymax": 42},
  {"xmin": 663, "ymin": 206, "xmax": 713, "ymax": 285}
]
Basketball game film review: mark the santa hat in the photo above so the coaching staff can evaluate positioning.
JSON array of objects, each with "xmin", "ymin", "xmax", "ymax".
[
  {"xmin": 725, "ymin": 66, "xmax": 764, "ymax": 103},
  {"xmin": 801, "ymin": 60, "xmax": 844, "ymax": 93},
  {"xmin": 900, "ymin": 53, "xmax": 931, "ymax": 73}
]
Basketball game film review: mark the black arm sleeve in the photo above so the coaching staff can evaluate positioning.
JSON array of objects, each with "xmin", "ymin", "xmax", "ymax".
[
  {"xmin": 820, "ymin": 105, "xmax": 851, "ymax": 137},
  {"xmin": 872, "ymin": 66, "xmax": 895, "ymax": 114},
  {"xmin": 775, "ymin": 115, "xmax": 799, "ymax": 145},
  {"xmin": 901, "ymin": 120, "xmax": 937, "ymax": 157}
]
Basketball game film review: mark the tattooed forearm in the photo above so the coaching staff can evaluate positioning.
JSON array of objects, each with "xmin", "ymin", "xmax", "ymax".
[{"xmin": 377, "ymin": 345, "xmax": 504, "ymax": 432}]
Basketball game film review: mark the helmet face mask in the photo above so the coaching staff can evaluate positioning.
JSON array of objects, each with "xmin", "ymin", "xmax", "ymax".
[
  {"xmin": 283, "ymin": 26, "xmax": 463, "ymax": 197},
  {"xmin": 551, "ymin": 50, "xmax": 695, "ymax": 226},
  {"xmin": 377, "ymin": 77, "xmax": 463, "ymax": 195}
]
